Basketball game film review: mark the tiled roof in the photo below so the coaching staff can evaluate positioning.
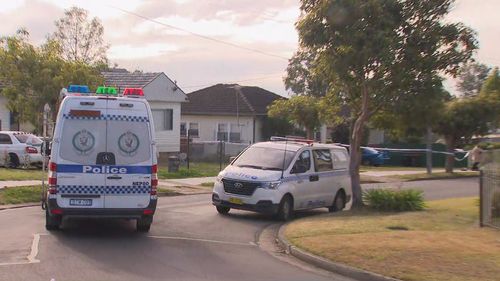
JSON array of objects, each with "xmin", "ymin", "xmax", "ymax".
[
  {"xmin": 102, "ymin": 71, "xmax": 161, "ymax": 89},
  {"xmin": 182, "ymin": 84, "xmax": 285, "ymax": 116}
]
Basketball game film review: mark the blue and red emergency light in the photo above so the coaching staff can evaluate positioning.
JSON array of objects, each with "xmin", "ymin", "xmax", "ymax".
[
  {"xmin": 67, "ymin": 85, "xmax": 90, "ymax": 94},
  {"xmin": 123, "ymin": 88, "xmax": 144, "ymax": 97}
]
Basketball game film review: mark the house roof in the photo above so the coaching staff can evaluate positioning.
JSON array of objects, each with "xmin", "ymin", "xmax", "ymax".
[
  {"xmin": 102, "ymin": 70, "xmax": 161, "ymax": 89},
  {"xmin": 182, "ymin": 84, "xmax": 284, "ymax": 116}
]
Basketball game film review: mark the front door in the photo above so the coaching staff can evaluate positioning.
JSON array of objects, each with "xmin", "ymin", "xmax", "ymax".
[{"xmin": 103, "ymin": 101, "xmax": 153, "ymax": 209}]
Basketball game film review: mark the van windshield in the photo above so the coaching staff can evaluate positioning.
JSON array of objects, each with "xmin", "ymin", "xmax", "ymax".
[{"xmin": 232, "ymin": 146, "xmax": 295, "ymax": 171}]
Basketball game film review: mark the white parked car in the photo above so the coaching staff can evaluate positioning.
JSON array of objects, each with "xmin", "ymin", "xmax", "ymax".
[
  {"xmin": 0, "ymin": 131, "xmax": 44, "ymax": 168},
  {"xmin": 212, "ymin": 138, "xmax": 352, "ymax": 220}
]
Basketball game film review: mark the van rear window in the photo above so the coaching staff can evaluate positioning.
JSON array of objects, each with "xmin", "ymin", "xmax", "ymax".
[{"xmin": 59, "ymin": 119, "xmax": 106, "ymax": 164}]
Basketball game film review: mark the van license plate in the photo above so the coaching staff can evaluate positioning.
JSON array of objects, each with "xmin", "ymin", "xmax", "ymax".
[
  {"xmin": 69, "ymin": 199, "xmax": 92, "ymax": 206},
  {"xmin": 229, "ymin": 197, "xmax": 243, "ymax": 205}
]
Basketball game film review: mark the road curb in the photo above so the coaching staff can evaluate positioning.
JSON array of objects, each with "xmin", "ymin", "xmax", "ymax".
[
  {"xmin": 0, "ymin": 202, "xmax": 40, "ymax": 211},
  {"xmin": 277, "ymin": 224, "xmax": 402, "ymax": 281}
]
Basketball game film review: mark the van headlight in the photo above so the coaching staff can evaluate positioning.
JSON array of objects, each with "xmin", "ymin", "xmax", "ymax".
[
  {"xmin": 216, "ymin": 174, "xmax": 224, "ymax": 183},
  {"xmin": 261, "ymin": 181, "xmax": 281, "ymax": 190}
]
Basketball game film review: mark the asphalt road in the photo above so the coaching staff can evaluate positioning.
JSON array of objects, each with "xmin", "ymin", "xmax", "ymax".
[{"xmin": 0, "ymin": 177, "xmax": 478, "ymax": 281}]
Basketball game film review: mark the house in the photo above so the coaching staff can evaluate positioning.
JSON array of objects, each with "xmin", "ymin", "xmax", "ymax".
[
  {"xmin": 102, "ymin": 69, "xmax": 188, "ymax": 157},
  {"xmin": 181, "ymin": 84, "xmax": 284, "ymax": 143}
]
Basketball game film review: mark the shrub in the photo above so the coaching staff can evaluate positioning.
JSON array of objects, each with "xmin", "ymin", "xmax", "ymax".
[{"xmin": 363, "ymin": 189, "xmax": 425, "ymax": 212}]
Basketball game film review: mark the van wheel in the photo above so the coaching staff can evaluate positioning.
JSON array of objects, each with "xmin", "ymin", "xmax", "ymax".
[
  {"xmin": 216, "ymin": 206, "xmax": 230, "ymax": 215},
  {"xmin": 7, "ymin": 153, "xmax": 19, "ymax": 169},
  {"xmin": 329, "ymin": 191, "xmax": 346, "ymax": 212},
  {"xmin": 276, "ymin": 195, "xmax": 293, "ymax": 221},
  {"xmin": 45, "ymin": 209, "xmax": 61, "ymax": 231},
  {"xmin": 137, "ymin": 217, "xmax": 152, "ymax": 232}
]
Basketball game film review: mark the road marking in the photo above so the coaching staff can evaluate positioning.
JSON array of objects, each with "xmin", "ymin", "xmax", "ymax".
[
  {"xmin": 0, "ymin": 233, "xmax": 43, "ymax": 266},
  {"xmin": 148, "ymin": 235, "xmax": 255, "ymax": 246}
]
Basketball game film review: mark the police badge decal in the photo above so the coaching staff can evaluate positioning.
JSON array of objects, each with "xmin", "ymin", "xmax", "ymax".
[
  {"xmin": 118, "ymin": 131, "xmax": 140, "ymax": 156},
  {"xmin": 72, "ymin": 129, "xmax": 95, "ymax": 155}
]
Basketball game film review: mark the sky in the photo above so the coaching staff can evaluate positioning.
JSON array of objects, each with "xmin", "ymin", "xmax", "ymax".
[{"xmin": 0, "ymin": 0, "xmax": 498, "ymax": 96}]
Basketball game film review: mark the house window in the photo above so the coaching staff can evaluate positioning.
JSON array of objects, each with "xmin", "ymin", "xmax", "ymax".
[
  {"xmin": 217, "ymin": 123, "xmax": 228, "ymax": 141},
  {"xmin": 229, "ymin": 123, "xmax": 241, "ymax": 142},
  {"xmin": 152, "ymin": 109, "xmax": 173, "ymax": 131},
  {"xmin": 180, "ymin": 122, "xmax": 187, "ymax": 136},
  {"xmin": 188, "ymin": 122, "xmax": 199, "ymax": 137}
]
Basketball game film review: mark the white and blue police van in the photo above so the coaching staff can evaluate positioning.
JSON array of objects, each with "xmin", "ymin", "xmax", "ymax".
[
  {"xmin": 212, "ymin": 137, "xmax": 351, "ymax": 221},
  {"xmin": 44, "ymin": 85, "xmax": 158, "ymax": 232}
]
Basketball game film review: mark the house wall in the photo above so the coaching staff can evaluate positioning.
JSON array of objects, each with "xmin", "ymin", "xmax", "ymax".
[
  {"xmin": 144, "ymin": 73, "xmax": 187, "ymax": 103},
  {"xmin": 0, "ymin": 96, "xmax": 10, "ymax": 131},
  {"xmin": 150, "ymin": 101, "xmax": 181, "ymax": 153},
  {"xmin": 254, "ymin": 116, "xmax": 264, "ymax": 142},
  {"xmin": 181, "ymin": 114, "xmax": 255, "ymax": 144}
]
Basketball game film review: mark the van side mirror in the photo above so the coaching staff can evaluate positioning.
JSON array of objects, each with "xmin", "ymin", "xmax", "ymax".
[{"xmin": 41, "ymin": 140, "xmax": 51, "ymax": 156}]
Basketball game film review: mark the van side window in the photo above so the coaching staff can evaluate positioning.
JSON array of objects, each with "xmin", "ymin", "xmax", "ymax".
[
  {"xmin": 313, "ymin": 149, "xmax": 333, "ymax": 172},
  {"xmin": 332, "ymin": 150, "xmax": 348, "ymax": 170},
  {"xmin": 291, "ymin": 150, "xmax": 311, "ymax": 174}
]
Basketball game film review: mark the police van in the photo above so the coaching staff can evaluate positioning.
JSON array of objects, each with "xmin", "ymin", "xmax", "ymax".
[
  {"xmin": 44, "ymin": 85, "xmax": 158, "ymax": 232},
  {"xmin": 212, "ymin": 138, "xmax": 351, "ymax": 221}
]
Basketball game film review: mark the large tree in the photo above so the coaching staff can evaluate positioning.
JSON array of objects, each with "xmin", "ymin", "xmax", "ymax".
[
  {"xmin": 290, "ymin": 0, "xmax": 477, "ymax": 208},
  {"xmin": 52, "ymin": 6, "xmax": 108, "ymax": 65},
  {"xmin": 268, "ymin": 95, "xmax": 322, "ymax": 139},
  {"xmin": 0, "ymin": 30, "xmax": 103, "ymax": 131},
  {"xmin": 456, "ymin": 62, "xmax": 491, "ymax": 97}
]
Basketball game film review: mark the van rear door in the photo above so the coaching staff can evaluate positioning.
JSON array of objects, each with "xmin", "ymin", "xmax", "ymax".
[
  {"xmin": 55, "ymin": 98, "xmax": 107, "ymax": 209},
  {"xmin": 103, "ymin": 99, "xmax": 153, "ymax": 209}
]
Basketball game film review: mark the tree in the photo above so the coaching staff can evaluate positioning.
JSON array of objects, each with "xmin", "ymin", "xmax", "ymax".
[
  {"xmin": 456, "ymin": 62, "xmax": 491, "ymax": 97},
  {"xmin": 267, "ymin": 95, "xmax": 322, "ymax": 139},
  {"xmin": 0, "ymin": 30, "xmax": 103, "ymax": 131},
  {"xmin": 291, "ymin": 0, "xmax": 477, "ymax": 208},
  {"xmin": 52, "ymin": 6, "xmax": 108, "ymax": 65},
  {"xmin": 434, "ymin": 97, "xmax": 497, "ymax": 172}
]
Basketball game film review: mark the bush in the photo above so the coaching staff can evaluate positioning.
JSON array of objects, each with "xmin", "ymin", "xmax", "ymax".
[
  {"xmin": 477, "ymin": 142, "xmax": 500, "ymax": 150},
  {"xmin": 363, "ymin": 189, "xmax": 425, "ymax": 212}
]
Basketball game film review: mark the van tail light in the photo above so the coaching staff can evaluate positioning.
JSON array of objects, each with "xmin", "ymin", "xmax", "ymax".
[
  {"xmin": 49, "ymin": 162, "xmax": 57, "ymax": 172},
  {"xmin": 151, "ymin": 164, "xmax": 158, "ymax": 195},
  {"xmin": 25, "ymin": 146, "xmax": 37, "ymax": 154},
  {"xmin": 50, "ymin": 208, "xmax": 63, "ymax": 215}
]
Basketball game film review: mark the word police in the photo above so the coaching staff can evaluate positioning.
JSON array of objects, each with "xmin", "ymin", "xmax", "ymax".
[{"xmin": 83, "ymin": 166, "xmax": 127, "ymax": 174}]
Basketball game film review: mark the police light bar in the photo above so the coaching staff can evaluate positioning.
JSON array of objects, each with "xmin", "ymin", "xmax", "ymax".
[
  {"xmin": 96, "ymin": 86, "xmax": 118, "ymax": 95},
  {"xmin": 270, "ymin": 136, "xmax": 314, "ymax": 144},
  {"xmin": 67, "ymin": 85, "xmax": 90, "ymax": 94},
  {"xmin": 123, "ymin": 88, "xmax": 144, "ymax": 97}
]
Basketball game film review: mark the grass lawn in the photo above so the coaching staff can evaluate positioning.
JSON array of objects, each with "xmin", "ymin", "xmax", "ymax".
[
  {"xmin": 360, "ymin": 166, "xmax": 428, "ymax": 172},
  {"xmin": 0, "ymin": 168, "xmax": 46, "ymax": 181},
  {"xmin": 158, "ymin": 162, "xmax": 222, "ymax": 179},
  {"xmin": 285, "ymin": 197, "xmax": 500, "ymax": 281},
  {"xmin": 393, "ymin": 171, "xmax": 479, "ymax": 181},
  {"xmin": 0, "ymin": 185, "xmax": 42, "ymax": 205}
]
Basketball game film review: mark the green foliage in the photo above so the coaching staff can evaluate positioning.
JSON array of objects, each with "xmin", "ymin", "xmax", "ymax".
[
  {"xmin": 363, "ymin": 189, "xmax": 425, "ymax": 212},
  {"xmin": 457, "ymin": 62, "xmax": 491, "ymax": 97},
  {"xmin": 0, "ymin": 29, "xmax": 104, "ymax": 131},
  {"xmin": 267, "ymin": 95, "xmax": 322, "ymax": 138},
  {"xmin": 260, "ymin": 116, "xmax": 305, "ymax": 140},
  {"xmin": 477, "ymin": 142, "xmax": 500, "ymax": 150},
  {"xmin": 0, "ymin": 185, "xmax": 41, "ymax": 205},
  {"xmin": 52, "ymin": 6, "xmax": 108, "ymax": 65}
]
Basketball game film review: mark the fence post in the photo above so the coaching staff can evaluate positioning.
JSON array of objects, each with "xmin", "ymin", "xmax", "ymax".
[{"xmin": 479, "ymin": 169, "xmax": 484, "ymax": 227}]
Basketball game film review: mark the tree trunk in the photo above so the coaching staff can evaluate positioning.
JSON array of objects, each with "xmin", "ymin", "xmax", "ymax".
[
  {"xmin": 349, "ymin": 84, "xmax": 370, "ymax": 209},
  {"xmin": 444, "ymin": 136, "xmax": 455, "ymax": 173}
]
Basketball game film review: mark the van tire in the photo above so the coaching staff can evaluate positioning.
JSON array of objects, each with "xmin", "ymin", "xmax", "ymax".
[
  {"xmin": 216, "ymin": 206, "xmax": 230, "ymax": 215},
  {"xmin": 329, "ymin": 190, "xmax": 346, "ymax": 212},
  {"xmin": 45, "ymin": 209, "xmax": 61, "ymax": 231},
  {"xmin": 276, "ymin": 195, "xmax": 293, "ymax": 221},
  {"xmin": 7, "ymin": 153, "xmax": 19, "ymax": 169},
  {"xmin": 137, "ymin": 217, "xmax": 152, "ymax": 232}
]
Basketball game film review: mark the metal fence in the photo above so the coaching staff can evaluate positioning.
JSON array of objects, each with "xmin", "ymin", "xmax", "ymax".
[{"xmin": 480, "ymin": 149, "xmax": 500, "ymax": 229}]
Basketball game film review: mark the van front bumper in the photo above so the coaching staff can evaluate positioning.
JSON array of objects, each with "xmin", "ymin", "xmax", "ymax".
[
  {"xmin": 47, "ymin": 198, "xmax": 157, "ymax": 219},
  {"xmin": 212, "ymin": 193, "xmax": 279, "ymax": 214}
]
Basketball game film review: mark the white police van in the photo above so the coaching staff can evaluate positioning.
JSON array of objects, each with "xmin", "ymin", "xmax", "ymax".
[
  {"xmin": 44, "ymin": 85, "xmax": 158, "ymax": 232},
  {"xmin": 212, "ymin": 138, "xmax": 351, "ymax": 220}
]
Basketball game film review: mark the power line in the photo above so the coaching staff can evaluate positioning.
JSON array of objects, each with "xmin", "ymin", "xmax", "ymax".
[
  {"xmin": 181, "ymin": 72, "xmax": 285, "ymax": 90},
  {"xmin": 108, "ymin": 5, "xmax": 290, "ymax": 61}
]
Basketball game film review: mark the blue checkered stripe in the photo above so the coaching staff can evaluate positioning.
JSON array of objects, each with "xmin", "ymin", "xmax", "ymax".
[
  {"xmin": 58, "ymin": 185, "xmax": 151, "ymax": 195},
  {"xmin": 63, "ymin": 114, "xmax": 149, "ymax": 122}
]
